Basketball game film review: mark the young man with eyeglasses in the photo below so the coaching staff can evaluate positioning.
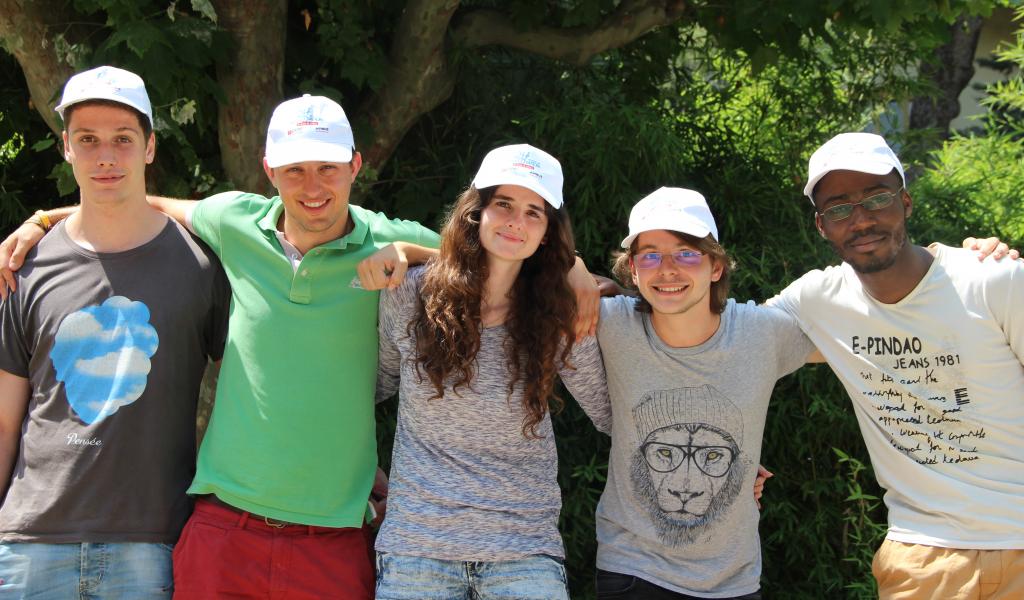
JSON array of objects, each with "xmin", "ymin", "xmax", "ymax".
[
  {"xmin": 769, "ymin": 132, "xmax": 1024, "ymax": 598},
  {"xmin": 593, "ymin": 187, "xmax": 818, "ymax": 599}
]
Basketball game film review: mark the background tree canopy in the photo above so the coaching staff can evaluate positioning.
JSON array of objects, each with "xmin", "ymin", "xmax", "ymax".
[{"xmin": 2, "ymin": 1, "xmax": 1022, "ymax": 598}]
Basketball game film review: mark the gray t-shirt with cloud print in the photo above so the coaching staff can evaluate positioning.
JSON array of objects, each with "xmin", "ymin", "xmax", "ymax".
[
  {"xmin": 595, "ymin": 295, "xmax": 814, "ymax": 597},
  {"xmin": 0, "ymin": 219, "xmax": 229, "ymax": 543}
]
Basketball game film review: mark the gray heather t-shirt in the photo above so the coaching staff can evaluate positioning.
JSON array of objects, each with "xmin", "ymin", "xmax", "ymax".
[
  {"xmin": 0, "ymin": 219, "xmax": 229, "ymax": 543},
  {"xmin": 375, "ymin": 266, "xmax": 612, "ymax": 561},
  {"xmin": 595, "ymin": 296, "xmax": 814, "ymax": 597}
]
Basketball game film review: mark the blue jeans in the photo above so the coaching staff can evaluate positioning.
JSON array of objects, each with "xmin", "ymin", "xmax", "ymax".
[
  {"xmin": 375, "ymin": 552, "xmax": 569, "ymax": 600},
  {"xmin": 0, "ymin": 542, "xmax": 173, "ymax": 599}
]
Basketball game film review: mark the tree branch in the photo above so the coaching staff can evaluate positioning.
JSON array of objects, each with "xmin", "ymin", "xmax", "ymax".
[
  {"xmin": 358, "ymin": 0, "xmax": 688, "ymax": 171},
  {"xmin": 0, "ymin": 0, "xmax": 76, "ymax": 136},
  {"xmin": 358, "ymin": 0, "xmax": 460, "ymax": 171},
  {"xmin": 454, "ymin": 0, "xmax": 687, "ymax": 66}
]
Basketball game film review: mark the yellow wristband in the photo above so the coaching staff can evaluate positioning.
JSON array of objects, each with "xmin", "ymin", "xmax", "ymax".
[
  {"xmin": 34, "ymin": 210, "xmax": 52, "ymax": 231},
  {"xmin": 24, "ymin": 216, "xmax": 45, "ymax": 232}
]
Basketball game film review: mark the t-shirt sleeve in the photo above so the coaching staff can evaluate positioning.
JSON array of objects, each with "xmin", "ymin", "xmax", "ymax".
[
  {"xmin": 986, "ymin": 259, "xmax": 1024, "ymax": 365},
  {"xmin": 370, "ymin": 212, "xmax": 440, "ymax": 249},
  {"xmin": 765, "ymin": 278, "xmax": 802, "ymax": 319},
  {"xmin": 204, "ymin": 261, "xmax": 231, "ymax": 362},
  {"xmin": 0, "ymin": 285, "xmax": 29, "ymax": 377},
  {"xmin": 190, "ymin": 191, "xmax": 250, "ymax": 253},
  {"xmin": 376, "ymin": 268, "xmax": 422, "ymax": 403},
  {"xmin": 763, "ymin": 304, "xmax": 817, "ymax": 376},
  {"xmin": 560, "ymin": 335, "xmax": 612, "ymax": 434}
]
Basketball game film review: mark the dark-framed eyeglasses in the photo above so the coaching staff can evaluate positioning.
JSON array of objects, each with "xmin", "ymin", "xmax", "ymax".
[
  {"xmin": 640, "ymin": 441, "xmax": 735, "ymax": 478},
  {"xmin": 817, "ymin": 187, "xmax": 902, "ymax": 222},
  {"xmin": 632, "ymin": 250, "xmax": 704, "ymax": 270}
]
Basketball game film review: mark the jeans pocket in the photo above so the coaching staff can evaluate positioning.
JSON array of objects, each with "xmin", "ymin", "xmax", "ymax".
[
  {"xmin": 595, "ymin": 570, "xmax": 638, "ymax": 597},
  {"xmin": 374, "ymin": 552, "xmax": 388, "ymax": 587}
]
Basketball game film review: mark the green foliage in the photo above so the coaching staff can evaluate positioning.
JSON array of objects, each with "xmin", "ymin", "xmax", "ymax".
[
  {"xmin": 911, "ymin": 5, "xmax": 1024, "ymax": 250},
  {"xmin": 368, "ymin": 14, "xmax": 953, "ymax": 595},
  {"xmin": 1, "ymin": 1, "xmax": 1010, "ymax": 598}
]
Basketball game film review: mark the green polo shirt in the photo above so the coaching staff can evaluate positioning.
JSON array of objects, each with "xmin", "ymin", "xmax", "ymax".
[{"xmin": 187, "ymin": 191, "xmax": 439, "ymax": 527}]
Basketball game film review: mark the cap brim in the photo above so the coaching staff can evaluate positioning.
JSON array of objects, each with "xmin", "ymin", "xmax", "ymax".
[
  {"xmin": 803, "ymin": 158, "xmax": 900, "ymax": 200},
  {"xmin": 473, "ymin": 172, "xmax": 562, "ymax": 209},
  {"xmin": 55, "ymin": 95, "xmax": 154, "ymax": 128},
  {"xmin": 620, "ymin": 220, "xmax": 712, "ymax": 248},
  {"xmin": 265, "ymin": 141, "xmax": 354, "ymax": 168}
]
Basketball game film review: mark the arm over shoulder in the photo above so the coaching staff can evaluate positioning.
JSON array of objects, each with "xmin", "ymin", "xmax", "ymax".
[
  {"xmin": 560, "ymin": 335, "xmax": 612, "ymax": 434},
  {"xmin": 375, "ymin": 266, "xmax": 425, "ymax": 403},
  {"xmin": 188, "ymin": 191, "xmax": 256, "ymax": 253}
]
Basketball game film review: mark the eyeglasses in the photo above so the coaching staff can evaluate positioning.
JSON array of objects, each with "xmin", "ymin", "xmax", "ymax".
[
  {"xmin": 817, "ymin": 187, "xmax": 902, "ymax": 222},
  {"xmin": 632, "ymin": 250, "xmax": 704, "ymax": 269},
  {"xmin": 640, "ymin": 441, "xmax": 735, "ymax": 478}
]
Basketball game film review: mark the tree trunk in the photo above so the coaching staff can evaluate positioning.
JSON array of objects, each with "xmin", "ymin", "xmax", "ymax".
[
  {"xmin": 211, "ymin": 0, "xmax": 287, "ymax": 195},
  {"xmin": 0, "ymin": 0, "xmax": 75, "ymax": 137},
  {"xmin": 909, "ymin": 16, "xmax": 984, "ymax": 138}
]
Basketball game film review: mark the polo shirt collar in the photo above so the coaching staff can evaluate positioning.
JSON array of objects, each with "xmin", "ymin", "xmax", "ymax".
[{"xmin": 257, "ymin": 197, "xmax": 370, "ymax": 251}]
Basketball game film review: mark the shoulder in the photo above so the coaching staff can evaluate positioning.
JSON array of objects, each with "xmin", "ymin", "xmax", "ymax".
[
  {"xmin": 194, "ymin": 191, "xmax": 270, "ymax": 224},
  {"xmin": 598, "ymin": 295, "xmax": 644, "ymax": 338},
  {"xmin": 163, "ymin": 219, "xmax": 223, "ymax": 271},
  {"xmin": 730, "ymin": 298, "xmax": 802, "ymax": 333},
  {"xmin": 381, "ymin": 265, "xmax": 426, "ymax": 317},
  {"xmin": 933, "ymin": 243, "xmax": 1022, "ymax": 294},
  {"xmin": 352, "ymin": 205, "xmax": 438, "ymax": 245},
  {"xmin": 599, "ymin": 295, "xmax": 640, "ymax": 319}
]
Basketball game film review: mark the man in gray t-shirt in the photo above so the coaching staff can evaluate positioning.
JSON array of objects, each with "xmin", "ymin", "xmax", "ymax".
[
  {"xmin": 594, "ymin": 188, "xmax": 816, "ymax": 599},
  {"xmin": 0, "ymin": 66, "xmax": 228, "ymax": 598}
]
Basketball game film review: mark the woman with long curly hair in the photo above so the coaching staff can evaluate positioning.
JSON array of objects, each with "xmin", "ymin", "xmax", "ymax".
[{"xmin": 373, "ymin": 144, "xmax": 611, "ymax": 600}]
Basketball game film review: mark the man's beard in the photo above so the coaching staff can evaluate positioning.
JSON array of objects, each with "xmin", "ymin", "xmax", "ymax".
[{"xmin": 831, "ymin": 225, "xmax": 908, "ymax": 274}]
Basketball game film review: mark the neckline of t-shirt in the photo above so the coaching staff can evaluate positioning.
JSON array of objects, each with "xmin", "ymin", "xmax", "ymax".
[
  {"xmin": 845, "ymin": 246, "xmax": 942, "ymax": 309},
  {"xmin": 640, "ymin": 299, "xmax": 733, "ymax": 356},
  {"xmin": 57, "ymin": 217, "xmax": 175, "ymax": 260}
]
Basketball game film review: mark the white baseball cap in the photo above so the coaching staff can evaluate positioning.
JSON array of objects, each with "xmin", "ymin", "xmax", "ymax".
[
  {"xmin": 472, "ymin": 144, "xmax": 564, "ymax": 209},
  {"xmin": 804, "ymin": 132, "xmax": 905, "ymax": 202},
  {"xmin": 55, "ymin": 66, "xmax": 153, "ymax": 128},
  {"xmin": 620, "ymin": 187, "xmax": 718, "ymax": 248},
  {"xmin": 264, "ymin": 94, "xmax": 355, "ymax": 168}
]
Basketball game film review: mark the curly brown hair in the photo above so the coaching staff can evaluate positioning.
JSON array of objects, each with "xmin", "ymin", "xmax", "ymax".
[
  {"xmin": 611, "ymin": 231, "xmax": 734, "ymax": 314},
  {"xmin": 411, "ymin": 185, "xmax": 578, "ymax": 437}
]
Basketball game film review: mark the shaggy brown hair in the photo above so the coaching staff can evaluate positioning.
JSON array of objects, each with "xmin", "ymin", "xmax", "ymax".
[
  {"xmin": 411, "ymin": 185, "xmax": 578, "ymax": 437},
  {"xmin": 611, "ymin": 230, "xmax": 734, "ymax": 314}
]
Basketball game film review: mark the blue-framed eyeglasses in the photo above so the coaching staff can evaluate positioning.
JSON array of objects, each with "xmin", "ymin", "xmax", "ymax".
[{"xmin": 633, "ymin": 250, "xmax": 704, "ymax": 269}]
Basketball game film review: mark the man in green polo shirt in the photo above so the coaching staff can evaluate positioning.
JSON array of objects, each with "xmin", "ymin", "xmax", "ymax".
[{"xmin": 162, "ymin": 95, "xmax": 439, "ymax": 598}]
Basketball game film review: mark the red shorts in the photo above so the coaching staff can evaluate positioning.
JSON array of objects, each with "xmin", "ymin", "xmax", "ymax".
[{"xmin": 172, "ymin": 497, "xmax": 374, "ymax": 599}]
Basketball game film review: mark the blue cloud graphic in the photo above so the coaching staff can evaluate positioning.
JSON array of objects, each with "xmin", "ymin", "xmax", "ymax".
[{"xmin": 50, "ymin": 296, "xmax": 160, "ymax": 424}]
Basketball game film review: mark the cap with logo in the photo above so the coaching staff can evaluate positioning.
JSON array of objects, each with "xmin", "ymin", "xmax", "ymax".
[
  {"xmin": 472, "ymin": 144, "xmax": 564, "ymax": 209},
  {"xmin": 620, "ymin": 187, "xmax": 718, "ymax": 248},
  {"xmin": 803, "ymin": 132, "xmax": 905, "ymax": 202},
  {"xmin": 265, "ymin": 94, "xmax": 355, "ymax": 168},
  {"xmin": 55, "ymin": 66, "xmax": 153, "ymax": 128}
]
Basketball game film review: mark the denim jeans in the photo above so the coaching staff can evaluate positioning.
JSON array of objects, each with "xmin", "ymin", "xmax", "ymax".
[
  {"xmin": 596, "ymin": 569, "xmax": 762, "ymax": 600},
  {"xmin": 0, "ymin": 542, "xmax": 173, "ymax": 599},
  {"xmin": 375, "ymin": 552, "xmax": 569, "ymax": 600}
]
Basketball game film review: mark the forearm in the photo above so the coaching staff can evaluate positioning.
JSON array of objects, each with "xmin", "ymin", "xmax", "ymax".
[
  {"xmin": 396, "ymin": 242, "xmax": 438, "ymax": 267},
  {"xmin": 147, "ymin": 195, "xmax": 198, "ymax": 230},
  {"xmin": 31, "ymin": 205, "xmax": 77, "ymax": 230}
]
